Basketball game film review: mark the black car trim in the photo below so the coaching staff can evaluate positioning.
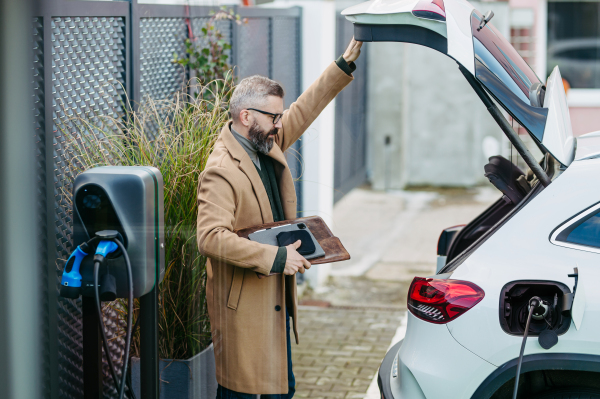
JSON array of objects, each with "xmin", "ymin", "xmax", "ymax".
[
  {"xmin": 445, "ymin": 197, "xmax": 511, "ymax": 262},
  {"xmin": 378, "ymin": 340, "xmax": 403, "ymax": 399},
  {"xmin": 440, "ymin": 177, "xmax": 543, "ymax": 273},
  {"xmin": 471, "ymin": 353, "xmax": 600, "ymax": 399},
  {"xmin": 440, "ymin": 154, "xmax": 555, "ymax": 274},
  {"xmin": 354, "ymin": 24, "xmax": 448, "ymax": 55}
]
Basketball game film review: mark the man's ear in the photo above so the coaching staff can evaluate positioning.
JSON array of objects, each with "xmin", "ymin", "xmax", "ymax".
[{"xmin": 239, "ymin": 109, "xmax": 252, "ymax": 127}]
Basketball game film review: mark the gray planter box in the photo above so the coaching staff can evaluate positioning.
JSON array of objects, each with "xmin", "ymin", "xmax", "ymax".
[{"xmin": 132, "ymin": 343, "xmax": 217, "ymax": 399}]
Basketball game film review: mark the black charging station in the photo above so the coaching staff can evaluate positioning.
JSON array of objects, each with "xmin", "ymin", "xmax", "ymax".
[{"xmin": 67, "ymin": 166, "xmax": 165, "ymax": 399}]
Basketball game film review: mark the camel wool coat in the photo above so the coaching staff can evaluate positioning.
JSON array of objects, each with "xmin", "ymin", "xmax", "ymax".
[{"xmin": 196, "ymin": 62, "xmax": 353, "ymax": 394}]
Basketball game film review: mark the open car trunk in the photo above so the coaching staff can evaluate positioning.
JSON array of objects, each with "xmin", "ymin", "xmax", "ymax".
[
  {"xmin": 342, "ymin": 0, "xmax": 575, "ymax": 169},
  {"xmin": 444, "ymin": 153, "xmax": 556, "ymax": 269}
]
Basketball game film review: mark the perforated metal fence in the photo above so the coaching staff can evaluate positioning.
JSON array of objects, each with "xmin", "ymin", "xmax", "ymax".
[
  {"xmin": 32, "ymin": 16, "xmax": 50, "ymax": 397},
  {"xmin": 32, "ymin": 2, "xmax": 302, "ymax": 398},
  {"xmin": 334, "ymin": 14, "xmax": 368, "ymax": 202}
]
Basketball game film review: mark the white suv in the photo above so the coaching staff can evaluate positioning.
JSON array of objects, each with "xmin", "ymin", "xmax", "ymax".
[{"xmin": 342, "ymin": 0, "xmax": 600, "ymax": 398}]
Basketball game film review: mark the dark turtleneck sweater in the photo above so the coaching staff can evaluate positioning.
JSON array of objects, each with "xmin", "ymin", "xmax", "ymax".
[{"xmin": 232, "ymin": 126, "xmax": 287, "ymax": 273}]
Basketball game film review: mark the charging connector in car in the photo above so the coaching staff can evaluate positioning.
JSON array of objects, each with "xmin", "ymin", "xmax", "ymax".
[
  {"xmin": 500, "ymin": 281, "xmax": 571, "ymax": 336},
  {"xmin": 512, "ymin": 296, "xmax": 543, "ymax": 399}
]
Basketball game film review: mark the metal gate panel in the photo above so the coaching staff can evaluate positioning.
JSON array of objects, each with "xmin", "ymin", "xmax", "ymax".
[
  {"xmin": 271, "ymin": 17, "xmax": 300, "ymax": 100},
  {"xmin": 334, "ymin": 14, "xmax": 368, "ymax": 202},
  {"xmin": 139, "ymin": 17, "xmax": 187, "ymax": 138},
  {"xmin": 190, "ymin": 17, "xmax": 233, "ymax": 53},
  {"xmin": 236, "ymin": 18, "xmax": 270, "ymax": 79},
  {"xmin": 50, "ymin": 16, "xmax": 127, "ymax": 399},
  {"xmin": 271, "ymin": 15, "xmax": 303, "ymax": 212},
  {"xmin": 139, "ymin": 18, "xmax": 187, "ymax": 103}
]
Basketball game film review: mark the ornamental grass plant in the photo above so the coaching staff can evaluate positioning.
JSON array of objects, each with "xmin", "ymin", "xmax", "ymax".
[{"xmin": 59, "ymin": 77, "xmax": 234, "ymax": 359}]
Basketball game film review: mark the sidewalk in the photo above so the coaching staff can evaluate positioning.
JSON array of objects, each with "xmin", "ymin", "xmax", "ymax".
[{"xmin": 294, "ymin": 186, "xmax": 498, "ymax": 398}]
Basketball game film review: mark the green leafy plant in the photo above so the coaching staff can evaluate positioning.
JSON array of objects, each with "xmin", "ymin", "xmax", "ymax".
[
  {"xmin": 174, "ymin": 8, "xmax": 246, "ymax": 99},
  {"xmin": 58, "ymin": 77, "xmax": 234, "ymax": 359}
]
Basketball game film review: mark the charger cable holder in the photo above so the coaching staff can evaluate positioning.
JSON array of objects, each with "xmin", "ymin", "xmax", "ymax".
[{"xmin": 69, "ymin": 166, "xmax": 164, "ymax": 399}]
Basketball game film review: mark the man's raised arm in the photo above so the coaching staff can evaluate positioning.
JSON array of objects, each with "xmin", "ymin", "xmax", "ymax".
[{"xmin": 276, "ymin": 38, "xmax": 362, "ymax": 152}]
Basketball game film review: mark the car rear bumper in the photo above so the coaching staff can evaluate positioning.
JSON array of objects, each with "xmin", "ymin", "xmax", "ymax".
[
  {"xmin": 378, "ymin": 313, "xmax": 497, "ymax": 399},
  {"xmin": 378, "ymin": 340, "xmax": 402, "ymax": 399},
  {"xmin": 378, "ymin": 339, "xmax": 427, "ymax": 399}
]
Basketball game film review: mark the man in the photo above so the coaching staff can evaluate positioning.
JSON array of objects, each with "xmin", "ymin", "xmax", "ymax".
[{"xmin": 197, "ymin": 38, "xmax": 362, "ymax": 398}]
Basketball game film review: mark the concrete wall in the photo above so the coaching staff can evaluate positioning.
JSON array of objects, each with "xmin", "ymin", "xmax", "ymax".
[{"xmin": 368, "ymin": 2, "xmax": 512, "ymax": 190}]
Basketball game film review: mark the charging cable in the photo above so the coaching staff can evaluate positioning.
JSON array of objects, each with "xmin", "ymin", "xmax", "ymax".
[
  {"xmin": 93, "ymin": 235, "xmax": 134, "ymax": 399},
  {"xmin": 512, "ymin": 296, "xmax": 542, "ymax": 399}
]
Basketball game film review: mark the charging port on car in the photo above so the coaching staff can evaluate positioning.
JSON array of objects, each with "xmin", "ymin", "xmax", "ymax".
[{"xmin": 500, "ymin": 281, "xmax": 571, "ymax": 336}]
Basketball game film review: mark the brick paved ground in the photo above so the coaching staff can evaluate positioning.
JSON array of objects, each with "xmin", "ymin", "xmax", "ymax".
[{"xmin": 292, "ymin": 306, "xmax": 404, "ymax": 399}]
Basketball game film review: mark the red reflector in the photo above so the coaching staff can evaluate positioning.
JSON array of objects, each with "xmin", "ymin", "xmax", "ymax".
[
  {"xmin": 408, "ymin": 277, "xmax": 484, "ymax": 324},
  {"xmin": 412, "ymin": 0, "xmax": 446, "ymax": 22}
]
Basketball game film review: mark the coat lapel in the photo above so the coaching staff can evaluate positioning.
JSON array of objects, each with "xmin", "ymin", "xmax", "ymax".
[
  {"xmin": 266, "ymin": 137, "xmax": 298, "ymax": 220},
  {"xmin": 220, "ymin": 123, "xmax": 273, "ymax": 223},
  {"xmin": 266, "ymin": 141, "xmax": 287, "ymax": 167}
]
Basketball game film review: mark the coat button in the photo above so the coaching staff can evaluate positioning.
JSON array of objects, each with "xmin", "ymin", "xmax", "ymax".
[{"xmin": 275, "ymin": 305, "xmax": 281, "ymax": 311}]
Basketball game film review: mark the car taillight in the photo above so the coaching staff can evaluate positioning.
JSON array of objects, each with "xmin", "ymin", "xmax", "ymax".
[{"xmin": 408, "ymin": 277, "xmax": 484, "ymax": 324}]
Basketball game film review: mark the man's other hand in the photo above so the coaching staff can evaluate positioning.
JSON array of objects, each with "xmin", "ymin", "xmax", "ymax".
[
  {"xmin": 343, "ymin": 37, "xmax": 363, "ymax": 63},
  {"xmin": 284, "ymin": 240, "xmax": 311, "ymax": 275}
]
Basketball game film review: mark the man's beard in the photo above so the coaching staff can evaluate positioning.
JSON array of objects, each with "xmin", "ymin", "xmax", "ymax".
[{"xmin": 248, "ymin": 122, "xmax": 277, "ymax": 155}]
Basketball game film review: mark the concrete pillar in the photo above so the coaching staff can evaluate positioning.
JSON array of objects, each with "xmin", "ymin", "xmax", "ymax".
[{"xmin": 366, "ymin": 42, "xmax": 407, "ymax": 190}]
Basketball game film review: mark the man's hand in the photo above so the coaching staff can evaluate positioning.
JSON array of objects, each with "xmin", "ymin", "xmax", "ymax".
[
  {"xmin": 284, "ymin": 240, "xmax": 311, "ymax": 275},
  {"xmin": 343, "ymin": 37, "xmax": 363, "ymax": 63}
]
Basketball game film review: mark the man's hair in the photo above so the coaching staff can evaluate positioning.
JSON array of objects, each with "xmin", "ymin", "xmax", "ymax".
[{"xmin": 229, "ymin": 75, "xmax": 284, "ymax": 121}]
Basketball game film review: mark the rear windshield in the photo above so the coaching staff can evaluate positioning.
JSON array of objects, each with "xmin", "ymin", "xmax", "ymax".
[
  {"xmin": 471, "ymin": 10, "xmax": 548, "ymax": 141},
  {"xmin": 471, "ymin": 11, "xmax": 541, "ymax": 101}
]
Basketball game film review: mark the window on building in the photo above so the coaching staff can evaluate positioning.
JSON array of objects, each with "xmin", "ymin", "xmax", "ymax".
[
  {"xmin": 548, "ymin": 2, "xmax": 600, "ymax": 89},
  {"xmin": 511, "ymin": 9, "xmax": 536, "ymax": 68}
]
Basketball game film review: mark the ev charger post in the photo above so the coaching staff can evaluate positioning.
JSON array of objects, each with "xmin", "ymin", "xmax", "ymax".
[{"xmin": 70, "ymin": 166, "xmax": 165, "ymax": 399}]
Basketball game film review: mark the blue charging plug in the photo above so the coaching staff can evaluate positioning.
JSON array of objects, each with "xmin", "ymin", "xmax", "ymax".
[
  {"xmin": 94, "ymin": 240, "xmax": 119, "ymax": 301},
  {"xmin": 60, "ymin": 244, "xmax": 89, "ymax": 299},
  {"xmin": 95, "ymin": 240, "xmax": 118, "ymax": 258}
]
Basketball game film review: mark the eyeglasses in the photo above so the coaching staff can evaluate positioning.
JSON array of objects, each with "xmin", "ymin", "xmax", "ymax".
[{"xmin": 247, "ymin": 108, "xmax": 283, "ymax": 124}]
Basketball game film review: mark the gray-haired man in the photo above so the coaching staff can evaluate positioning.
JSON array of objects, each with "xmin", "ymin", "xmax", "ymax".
[{"xmin": 197, "ymin": 38, "xmax": 362, "ymax": 399}]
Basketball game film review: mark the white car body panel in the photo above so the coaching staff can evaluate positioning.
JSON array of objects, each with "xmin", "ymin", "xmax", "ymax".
[
  {"xmin": 443, "ymin": 0, "xmax": 475, "ymax": 74},
  {"xmin": 447, "ymin": 158, "xmax": 600, "ymax": 367},
  {"xmin": 571, "ymin": 275, "xmax": 586, "ymax": 330},
  {"xmin": 343, "ymin": 12, "xmax": 448, "ymax": 37},
  {"xmin": 575, "ymin": 131, "xmax": 600, "ymax": 161},
  {"xmin": 342, "ymin": 0, "xmax": 476, "ymax": 73},
  {"xmin": 542, "ymin": 66, "xmax": 575, "ymax": 166},
  {"xmin": 341, "ymin": 0, "xmax": 420, "ymax": 15},
  {"xmin": 398, "ymin": 314, "xmax": 496, "ymax": 398}
]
